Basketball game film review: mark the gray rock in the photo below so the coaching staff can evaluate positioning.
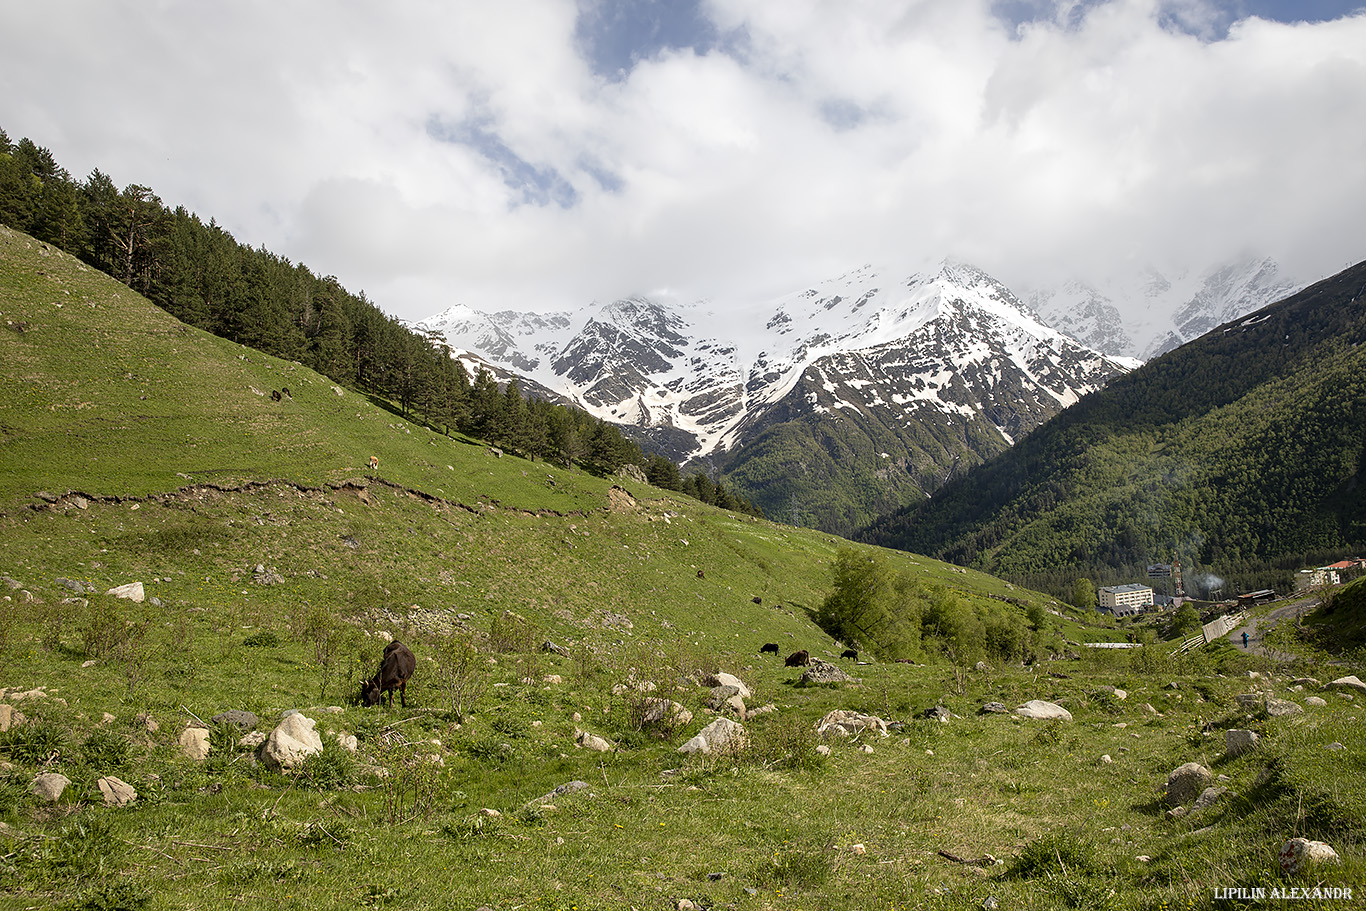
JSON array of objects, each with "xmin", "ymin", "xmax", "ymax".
[
  {"xmin": 1192, "ymin": 786, "xmax": 1229, "ymax": 812},
  {"xmin": 678, "ymin": 717, "xmax": 747, "ymax": 755},
  {"xmin": 1305, "ymin": 696, "xmax": 1327, "ymax": 707},
  {"xmin": 1014, "ymin": 700, "xmax": 1072, "ymax": 721},
  {"xmin": 922, "ymin": 706, "xmax": 952, "ymax": 722},
  {"xmin": 31, "ymin": 772, "xmax": 71, "ymax": 802},
  {"xmin": 816, "ymin": 710, "xmax": 889, "ymax": 738},
  {"xmin": 703, "ymin": 672, "xmax": 752, "ymax": 699},
  {"xmin": 1328, "ymin": 675, "xmax": 1366, "ymax": 695},
  {"xmin": 1289, "ymin": 677, "xmax": 1321, "ymax": 689},
  {"xmin": 523, "ymin": 780, "xmax": 589, "ymax": 810},
  {"xmin": 798, "ymin": 660, "xmax": 852, "ymax": 685},
  {"xmin": 979, "ymin": 702, "xmax": 1009, "ymax": 715},
  {"xmin": 639, "ymin": 698, "xmax": 692, "ymax": 726},
  {"xmin": 1265, "ymin": 698, "xmax": 1302, "ymax": 717},
  {"xmin": 1225, "ymin": 729, "xmax": 1259, "ymax": 757},
  {"xmin": 1166, "ymin": 762, "xmax": 1213, "ymax": 808},
  {"xmin": 211, "ymin": 710, "xmax": 259, "ymax": 733}
]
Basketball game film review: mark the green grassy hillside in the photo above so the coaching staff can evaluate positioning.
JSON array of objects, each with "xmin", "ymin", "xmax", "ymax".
[{"xmin": 1, "ymin": 225, "xmax": 1363, "ymax": 910}]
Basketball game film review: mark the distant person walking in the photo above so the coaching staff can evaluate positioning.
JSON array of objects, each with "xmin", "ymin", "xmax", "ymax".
[{"xmin": 1242, "ymin": 631, "xmax": 1249, "ymax": 649}]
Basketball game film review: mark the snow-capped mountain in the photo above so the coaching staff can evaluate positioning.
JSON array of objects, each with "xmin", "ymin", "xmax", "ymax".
[
  {"xmin": 1025, "ymin": 256, "xmax": 1303, "ymax": 360},
  {"xmin": 417, "ymin": 260, "xmax": 1130, "ymax": 531}
]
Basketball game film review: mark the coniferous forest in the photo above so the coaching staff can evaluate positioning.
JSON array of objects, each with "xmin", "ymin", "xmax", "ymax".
[{"xmin": 0, "ymin": 127, "xmax": 759, "ymax": 517}]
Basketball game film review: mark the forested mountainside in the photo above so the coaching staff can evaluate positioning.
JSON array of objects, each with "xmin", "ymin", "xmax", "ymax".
[
  {"xmin": 0, "ymin": 128, "xmax": 757, "ymax": 516},
  {"xmin": 859, "ymin": 260, "xmax": 1366, "ymax": 598}
]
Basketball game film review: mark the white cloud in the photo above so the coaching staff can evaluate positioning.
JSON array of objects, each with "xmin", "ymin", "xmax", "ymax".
[{"xmin": 1, "ymin": 0, "xmax": 1363, "ymax": 320}]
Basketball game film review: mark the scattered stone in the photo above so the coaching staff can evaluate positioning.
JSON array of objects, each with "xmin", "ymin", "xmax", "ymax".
[
  {"xmin": 1236, "ymin": 694, "xmax": 1261, "ymax": 710},
  {"xmin": 523, "ymin": 780, "xmax": 588, "ymax": 809},
  {"xmin": 1192, "ymin": 786, "xmax": 1229, "ymax": 812},
  {"xmin": 974, "ymin": 661, "xmax": 990, "ymax": 672},
  {"xmin": 106, "ymin": 582, "xmax": 145, "ymax": 602},
  {"xmin": 851, "ymin": 843, "xmax": 867, "ymax": 855},
  {"xmin": 640, "ymin": 698, "xmax": 692, "ymax": 726},
  {"xmin": 30, "ymin": 772, "xmax": 70, "ymax": 802},
  {"xmin": 1100, "ymin": 755, "xmax": 1114, "ymax": 764},
  {"xmin": 211, "ymin": 710, "xmax": 259, "ymax": 733},
  {"xmin": 1225, "ymin": 729, "xmax": 1260, "ymax": 757},
  {"xmin": 1013, "ymin": 700, "xmax": 1072, "ymax": 721},
  {"xmin": 798, "ymin": 660, "xmax": 852, "ymax": 685},
  {"xmin": 1328, "ymin": 675, "xmax": 1366, "ymax": 695},
  {"xmin": 1305, "ymin": 696, "xmax": 1327, "ymax": 707},
  {"xmin": 337, "ymin": 733, "xmax": 358, "ymax": 753},
  {"xmin": 239, "ymin": 730, "xmax": 267, "ymax": 751},
  {"xmin": 541, "ymin": 640, "xmax": 569, "ymax": 657},
  {"xmin": 0, "ymin": 704, "xmax": 17, "ymax": 732},
  {"xmin": 1165, "ymin": 762, "xmax": 1213, "ymax": 808},
  {"xmin": 1165, "ymin": 806, "xmax": 1188, "ymax": 820},
  {"xmin": 97, "ymin": 776, "xmax": 137, "ymax": 807},
  {"xmin": 979, "ymin": 702, "xmax": 1009, "ymax": 715},
  {"xmin": 678, "ymin": 717, "xmax": 747, "ymax": 755},
  {"xmin": 816, "ymin": 710, "xmax": 889, "ymax": 738},
  {"xmin": 179, "ymin": 726, "xmax": 211, "ymax": 761},
  {"xmin": 922, "ymin": 706, "xmax": 952, "ymax": 722},
  {"xmin": 136, "ymin": 712, "xmax": 159, "ymax": 734},
  {"xmin": 480, "ymin": 808, "xmax": 501, "ymax": 817},
  {"xmin": 574, "ymin": 729, "xmax": 614, "ymax": 752},
  {"xmin": 1265, "ymin": 698, "xmax": 1302, "ymax": 717},
  {"xmin": 260, "ymin": 713, "xmax": 323, "ymax": 770},
  {"xmin": 1290, "ymin": 677, "xmax": 1321, "ymax": 689},
  {"xmin": 1279, "ymin": 838, "xmax": 1340, "ymax": 874},
  {"xmin": 703, "ymin": 672, "xmax": 752, "ymax": 699},
  {"xmin": 815, "ymin": 744, "xmax": 831, "ymax": 756},
  {"xmin": 859, "ymin": 744, "xmax": 874, "ymax": 753}
]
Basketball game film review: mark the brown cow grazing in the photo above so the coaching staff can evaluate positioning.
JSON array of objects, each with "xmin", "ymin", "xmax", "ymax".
[
  {"xmin": 841, "ymin": 648, "xmax": 859, "ymax": 660},
  {"xmin": 362, "ymin": 640, "xmax": 416, "ymax": 707},
  {"xmin": 760, "ymin": 642, "xmax": 780, "ymax": 655},
  {"xmin": 785, "ymin": 649, "xmax": 811, "ymax": 667}
]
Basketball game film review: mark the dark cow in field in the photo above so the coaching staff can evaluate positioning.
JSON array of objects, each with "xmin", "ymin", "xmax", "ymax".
[
  {"xmin": 760, "ymin": 642, "xmax": 780, "ymax": 655},
  {"xmin": 785, "ymin": 649, "xmax": 811, "ymax": 667},
  {"xmin": 362, "ymin": 640, "xmax": 416, "ymax": 707},
  {"xmin": 841, "ymin": 649, "xmax": 859, "ymax": 660}
]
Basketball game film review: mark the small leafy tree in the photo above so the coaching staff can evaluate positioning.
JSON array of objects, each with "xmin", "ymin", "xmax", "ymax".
[{"xmin": 1072, "ymin": 578, "xmax": 1097, "ymax": 611}]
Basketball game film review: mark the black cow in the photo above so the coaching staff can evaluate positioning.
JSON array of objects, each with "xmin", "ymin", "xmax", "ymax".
[
  {"xmin": 362, "ymin": 640, "xmax": 416, "ymax": 707},
  {"xmin": 760, "ymin": 642, "xmax": 780, "ymax": 655},
  {"xmin": 841, "ymin": 649, "xmax": 859, "ymax": 660},
  {"xmin": 785, "ymin": 649, "xmax": 811, "ymax": 667}
]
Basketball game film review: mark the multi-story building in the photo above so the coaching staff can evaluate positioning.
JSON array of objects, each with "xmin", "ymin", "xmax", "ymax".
[{"xmin": 1098, "ymin": 583, "xmax": 1153, "ymax": 616}]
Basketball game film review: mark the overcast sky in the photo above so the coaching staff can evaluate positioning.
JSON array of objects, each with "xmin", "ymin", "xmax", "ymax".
[{"xmin": 2, "ymin": 0, "xmax": 1364, "ymax": 320}]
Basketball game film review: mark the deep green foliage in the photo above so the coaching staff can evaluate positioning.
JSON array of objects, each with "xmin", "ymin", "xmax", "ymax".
[
  {"xmin": 819, "ymin": 547, "xmax": 1041, "ymax": 663},
  {"xmin": 861, "ymin": 261, "xmax": 1366, "ymax": 595}
]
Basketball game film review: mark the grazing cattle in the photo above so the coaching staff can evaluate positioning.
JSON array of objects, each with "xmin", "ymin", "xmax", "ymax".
[
  {"xmin": 751, "ymin": 596, "xmax": 762, "ymax": 605},
  {"xmin": 368, "ymin": 455, "xmax": 380, "ymax": 471},
  {"xmin": 760, "ymin": 642, "xmax": 780, "ymax": 655},
  {"xmin": 841, "ymin": 648, "xmax": 859, "ymax": 660},
  {"xmin": 270, "ymin": 389, "xmax": 282, "ymax": 402},
  {"xmin": 785, "ymin": 649, "xmax": 811, "ymax": 667},
  {"xmin": 362, "ymin": 640, "xmax": 416, "ymax": 707}
]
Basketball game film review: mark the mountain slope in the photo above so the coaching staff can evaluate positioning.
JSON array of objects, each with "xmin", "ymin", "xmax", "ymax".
[
  {"xmin": 861, "ymin": 259, "xmax": 1366, "ymax": 594},
  {"xmin": 419, "ymin": 261, "xmax": 1129, "ymax": 533},
  {"xmin": 1025, "ymin": 256, "xmax": 1303, "ymax": 360}
]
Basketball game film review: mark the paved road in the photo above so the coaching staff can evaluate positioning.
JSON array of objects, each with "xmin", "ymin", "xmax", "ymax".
[{"xmin": 1227, "ymin": 596, "xmax": 1319, "ymax": 661}]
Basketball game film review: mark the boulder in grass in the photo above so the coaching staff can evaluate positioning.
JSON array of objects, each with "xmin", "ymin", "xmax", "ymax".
[
  {"xmin": 31, "ymin": 772, "xmax": 70, "ymax": 802},
  {"xmin": 1165, "ymin": 762, "xmax": 1213, "ymax": 808},
  {"xmin": 1013, "ymin": 700, "xmax": 1072, "ymax": 721},
  {"xmin": 179, "ymin": 726, "xmax": 211, "ymax": 761},
  {"xmin": 97, "ymin": 776, "xmax": 137, "ymax": 807},
  {"xmin": 1278, "ymin": 838, "xmax": 1340, "ymax": 874},
  {"xmin": 260, "ymin": 713, "xmax": 322, "ymax": 771},
  {"xmin": 1225, "ymin": 729, "xmax": 1259, "ymax": 757},
  {"xmin": 1328, "ymin": 675, "xmax": 1366, "ymax": 695},
  {"xmin": 815, "ymin": 710, "xmax": 889, "ymax": 738},
  {"xmin": 678, "ymin": 717, "xmax": 747, "ymax": 755}
]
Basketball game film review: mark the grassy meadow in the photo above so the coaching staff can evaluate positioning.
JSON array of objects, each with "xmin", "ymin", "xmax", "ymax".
[{"xmin": 1, "ymin": 225, "xmax": 1363, "ymax": 910}]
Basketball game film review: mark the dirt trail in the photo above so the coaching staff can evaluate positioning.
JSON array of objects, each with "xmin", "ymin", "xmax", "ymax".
[{"xmin": 1226, "ymin": 596, "xmax": 1319, "ymax": 661}]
